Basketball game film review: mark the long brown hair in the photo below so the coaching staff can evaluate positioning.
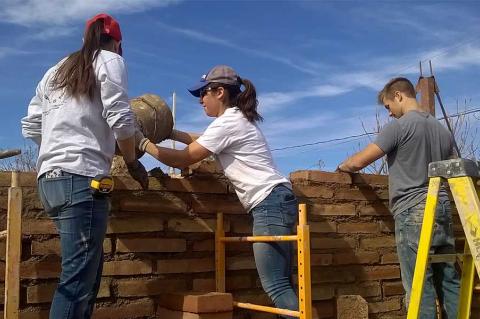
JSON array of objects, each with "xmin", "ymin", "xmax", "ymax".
[
  {"xmin": 52, "ymin": 19, "xmax": 117, "ymax": 100},
  {"xmin": 211, "ymin": 78, "xmax": 263, "ymax": 123}
]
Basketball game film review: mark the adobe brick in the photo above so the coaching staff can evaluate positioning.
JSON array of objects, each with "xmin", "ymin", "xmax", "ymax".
[
  {"xmin": 23, "ymin": 218, "xmax": 57, "ymax": 235},
  {"xmin": 156, "ymin": 307, "xmax": 232, "ymax": 319},
  {"xmin": 358, "ymin": 203, "xmax": 390, "ymax": 216},
  {"xmin": 192, "ymin": 278, "xmax": 216, "ymax": 292},
  {"xmin": 107, "ymin": 216, "xmax": 164, "ymax": 234},
  {"xmin": 368, "ymin": 297, "xmax": 402, "ymax": 313},
  {"xmin": 157, "ymin": 258, "xmax": 215, "ymax": 274},
  {"xmin": 311, "ymin": 286, "xmax": 334, "ymax": 301},
  {"xmin": 337, "ymin": 295, "xmax": 368, "ymax": 319},
  {"xmin": 193, "ymin": 239, "xmax": 215, "ymax": 251},
  {"xmin": 120, "ymin": 194, "xmax": 188, "ymax": 214},
  {"xmin": 168, "ymin": 218, "xmax": 230, "ymax": 232},
  {"xmin": 292, "ymin": 184, "xmax": 334, "ymax": 199},
  {"xmin": 311, "ymin": 237, "xmax": 356, "ymax": 250},
  {"xmin": 146, "ymin": 176, "xmax": 229, "ymax": 194},
  {"xmin": 309, "ymin": 221, "xmax": 337, "ymax": 233},
  {"xmin": 383, "ymin": 281, "xmax": 405, "ymax": 296},
  {"xmin": 379, "ymin": 219, "xmax": 395, "ymax": 233},
  {"xmin": 31, "ymin": 238, "xmax": 111, "ymax": 255},
  {"xmin": 116, "ymin": 278, "xmax": 187, "ymax": 297},
  {"xmin": 0, "ymin": 241, "xmax": 4, "ymax": 260},
  {"xmin": 19, "ymin": 309, "xmax": 50, "ymax": 319},
  {"xmin": 360, "ymin": 236, "xmax": 396, "ymax": 249},
  {"xmin": 351, "ymin": 174, "xmax": 388, "ymax": 186},
  {"xmin": 226, "ymin": 256, "xmax": 256, "ymax": 270},
  {"xmin": 310, "ymin": 203, "xmax": 356, "ymax": 216},
  {"xmin": 313, "ymin": 300, "xmax": 335, "ymax": 319},
  {"xmin": 357, "ymin": 265, "xmax": 401, "ymax": 281},
  {"xmin": 333, "ymin": 251, "xmax": 380, "ymax": 265},
  {"xmin": 335, "ymin": 188, "xmax": 381, "ymax": 201},
  {"xmin": 337, "ymin": 281, "xmax": 381, "ymax": 298},
  {"xmin": 311, "ymin": 267, "xmax": 355, "ymax": 284},
  {"xmin": 93, "ymin": 298, "xmax": 155, "ymax": 318},
  {"xmin": 27, "ymin": 278, "xmax": 111, "ymax": 303},
  {"xmin": 290, "ymin": 170, "xmax": 352, "ymax": 184},
  {"xmin": 102, "ymin": 260, "xmax": 152, "ymax": 276},
  {"xmin": 116, "ymin": 238, "xmax": 186, "ymax": 253},
  {"xmin": 229, "ymin": 219, "xmax": 251, "ymax": 234},
  {"xmin": 381, "ymin": 252, "xmax": 399, "ymax": 264},
  {"xmin": 311, "ymin": 254, "xmax": 333, "ymax": 266},
  {"xmin": 21, "ymin": 259, "xmax": 60, "ymax": 279},
  {"xmin": 191, "ymin": 194, "xmax": 246, "ymax": 215},
  {"xmin": 338, "ymin": 222, "xmax": 379, "ymax": 233},
  {"xmin": 158, "ymin": 292, "xmax": 233, "ymax": 313},
  {"xmin": 193, "ymin": 275, "xmax": 253, "ymax": 292},
  {"xmin": 0, "ymin": 172, "xmax": 36, "ymax": 187}
]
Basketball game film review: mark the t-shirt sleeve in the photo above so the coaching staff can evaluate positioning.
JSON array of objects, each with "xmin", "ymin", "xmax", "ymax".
[
  {"xmin": 196, "ymin": 117, "xmax": 235, "ymax": 154},
  {"xmin": 374, "ymin": 120, "xmax": 402, "ymax": 154}
]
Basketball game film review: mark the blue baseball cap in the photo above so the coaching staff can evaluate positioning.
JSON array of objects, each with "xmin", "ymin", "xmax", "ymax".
[{"xmin": 188, "ymin": 65, "xmax": 242, "ymax": 97}]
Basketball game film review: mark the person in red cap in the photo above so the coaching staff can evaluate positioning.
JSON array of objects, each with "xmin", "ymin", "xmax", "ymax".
[
  {"xmin": 137, "ymin": 65, "xmax": 299, "ymax": 318},
  {"xmin": 21, "ymin": 13, "xmax": 148, "ymax": 318}
]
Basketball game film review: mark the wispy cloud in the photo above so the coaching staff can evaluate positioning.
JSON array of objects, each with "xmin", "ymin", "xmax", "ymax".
[
  {"xmin": 0, "ymin": 47, "xmax": 31, "ymax": 59},
  {"xmin": 155, "ymin": 22, "xmax": 325, "ymax": 76},
  {"xmin": 0, "ymin": 0, "xmax": 182, "ymax": 26},
  {"xmin": 260, "ymin": 40, "xmax": 480, "ymax": 112}
]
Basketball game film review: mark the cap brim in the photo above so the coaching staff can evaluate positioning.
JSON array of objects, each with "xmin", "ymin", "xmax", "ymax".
[{"xmin": 188, "ymin": 80, "xmax": 209, "ymax": 97}]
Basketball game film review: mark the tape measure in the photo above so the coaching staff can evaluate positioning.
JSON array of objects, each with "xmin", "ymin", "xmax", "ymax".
[{"xmin": 90, "ymin": 175, "xmax": 114, "ymax": 196}]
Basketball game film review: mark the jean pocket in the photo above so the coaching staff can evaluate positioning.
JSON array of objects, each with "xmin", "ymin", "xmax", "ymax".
[
  {"xmin": 280, "ymin": 196, "xmax": 298, "ymax": 227},
  {"xmin": 39, "ymin": 176, "xmax": 72, "ymax": 216}
]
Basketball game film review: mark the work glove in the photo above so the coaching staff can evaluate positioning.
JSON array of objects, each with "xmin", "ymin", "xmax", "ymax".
[{"xmin": 126, "ymin": 159, "xmax": 149, "ymax": 190}]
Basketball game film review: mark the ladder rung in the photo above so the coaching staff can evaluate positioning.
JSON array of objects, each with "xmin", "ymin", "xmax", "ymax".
[{"xmin": 428, "ymin": 254, "xmax": 459, "ymax": 263}]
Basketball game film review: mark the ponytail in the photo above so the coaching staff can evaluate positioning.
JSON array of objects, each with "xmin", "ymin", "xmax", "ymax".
[
  {"xmin": 231, "ymin": 78, "xmax": 263, "ymax": 123},
  {"xmin": 52, "ymin": 19, "xmax": 116, "ymax": 100}
]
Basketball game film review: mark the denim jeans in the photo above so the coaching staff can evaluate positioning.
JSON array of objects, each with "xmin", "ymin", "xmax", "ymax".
[
  {"xmin": 250, "ymin": 184, "xmax": 299, "ymax": 319},
  {"xmin": 38, "ymin": 172, "xmax": 109, "ymax": 319},
  {"xmin": 394, "ymin": 198, "xmax": 460, "ymax": 319}
]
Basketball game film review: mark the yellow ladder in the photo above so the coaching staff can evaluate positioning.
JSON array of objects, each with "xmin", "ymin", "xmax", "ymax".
[
  {"xmin": 407, "ymin": 158, "xmax": 480, "ymax": 319},
  {"xmin": 215, "ymin": 203, "xmax": 312, "ymax": 319}
]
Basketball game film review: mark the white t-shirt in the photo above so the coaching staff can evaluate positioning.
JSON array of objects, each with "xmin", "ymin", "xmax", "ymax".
[
  {"xmin": 21, "ymin": 50, "xmax": 135, "ymax": 177},
  {"xmin": 196, "ymin": 107, "xmax": 290, "ymax": 211}
]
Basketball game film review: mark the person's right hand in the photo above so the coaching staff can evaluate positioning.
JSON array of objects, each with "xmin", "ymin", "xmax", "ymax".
[{"xmin": 126, "ymin": 159, "xmax": 149, "ymax": 190}]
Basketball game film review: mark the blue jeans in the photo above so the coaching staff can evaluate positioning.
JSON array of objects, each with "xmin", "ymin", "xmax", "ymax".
[
  {"xmin": 394, "ymin": 198, "xmax": 460, "ymax": 319},
  {"xmin": 250, "ymin": 184, "xmax": 299, "ymax": 319},
  {"xmin": 38, "ymin": 172, "xmax": 109, "ymax": 319}
]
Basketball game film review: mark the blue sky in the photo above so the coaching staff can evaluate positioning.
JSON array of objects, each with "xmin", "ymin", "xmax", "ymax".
[{"xmin": 1, "ymin": 0, "xmax": 480, "ymax": 175}]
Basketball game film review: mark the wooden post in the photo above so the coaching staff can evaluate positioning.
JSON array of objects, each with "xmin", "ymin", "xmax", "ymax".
[{"xmin": 4, "ymin": 171, "xmax": 22, "ymax": 319}]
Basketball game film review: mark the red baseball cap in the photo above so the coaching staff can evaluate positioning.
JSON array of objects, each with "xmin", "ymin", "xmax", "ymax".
[{"xmin": 85, "ymin": 13, "xmax": 122, "ymax": 42}]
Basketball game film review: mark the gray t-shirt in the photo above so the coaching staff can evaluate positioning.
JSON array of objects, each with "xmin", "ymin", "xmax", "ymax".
[{"xmin": 374, "ymin": 110, "xmax": 453, "ymax": 216}]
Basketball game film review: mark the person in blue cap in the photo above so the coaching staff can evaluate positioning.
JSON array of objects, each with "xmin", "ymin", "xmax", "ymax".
[
  {"xmin": 138, "ymin": 65, "xmax": 299, "ymax": 318},
  {"xmin": 22, "ymin": 13, "xmax": 148, "ymax": 319}
]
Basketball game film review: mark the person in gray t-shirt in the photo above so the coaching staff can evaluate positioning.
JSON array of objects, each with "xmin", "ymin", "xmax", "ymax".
[{"xmin": 337, "ymin": 77, "xmax": 459, "ymax": 318}]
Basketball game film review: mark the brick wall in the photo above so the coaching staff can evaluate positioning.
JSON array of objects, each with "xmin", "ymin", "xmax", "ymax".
[{"xmin": 0, "ymin": 168, "xmax": 477, "ymax": 319}]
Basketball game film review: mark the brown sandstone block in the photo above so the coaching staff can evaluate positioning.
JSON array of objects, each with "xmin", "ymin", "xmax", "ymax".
[{"xmin": 337, "ymin": 295, "xmax": 368, "ymax": 319}]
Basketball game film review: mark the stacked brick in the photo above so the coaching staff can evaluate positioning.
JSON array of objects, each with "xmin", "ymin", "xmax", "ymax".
[{"xmin": 0, "ymin": 166, "xmax": 477, "ymax": 319}]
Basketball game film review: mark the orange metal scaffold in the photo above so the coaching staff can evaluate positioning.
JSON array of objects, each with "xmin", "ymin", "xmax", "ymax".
[{"xmin": 215, "ymin": 203, "xmax": 312, "ymax": 319}]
